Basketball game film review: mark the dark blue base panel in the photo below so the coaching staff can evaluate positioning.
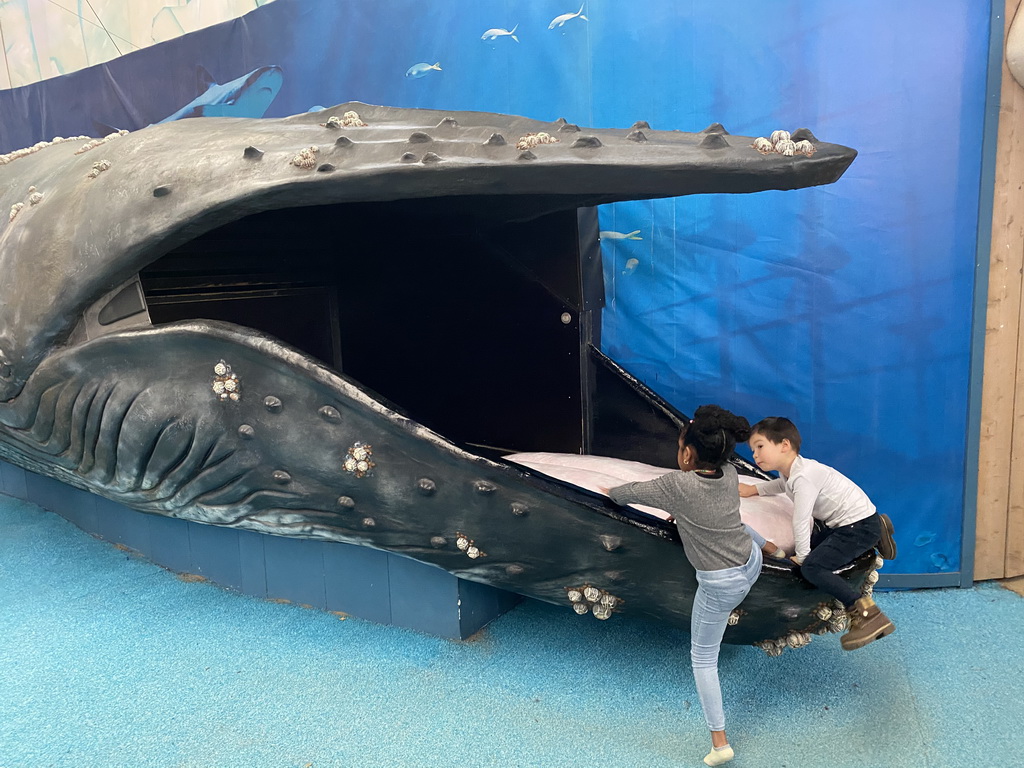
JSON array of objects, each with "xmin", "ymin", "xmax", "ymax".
[{"xmin": 0, "ymin": 459, "xmax": 519, "ymax": 639}]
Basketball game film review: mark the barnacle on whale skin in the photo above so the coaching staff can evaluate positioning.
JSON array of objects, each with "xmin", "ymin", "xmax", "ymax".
[
  {"xmin": 87, "ymin": 160, "xmax": 112, "ymax": 179},
  {"xmin": 794, "ymin": 139, "xmax": 816, "ymax": 156},
  {"xmin": 290, "ymin": 146, "xmax": 320, "ymax": 169},
  {"xmin": 342, "ymin": 111, "xmax": 367, "ymax": 127},
  {"xmin": 776, "ymin": 139, "xmax": 797, "ymax": 157},
  {"xmin": 515, "ymin": 132, "xmax": 560, "ymax": 150}
]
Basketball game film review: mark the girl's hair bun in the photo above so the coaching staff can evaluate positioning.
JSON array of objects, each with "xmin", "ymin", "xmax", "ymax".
[
  {"xmin": 693, "ymin": 404, "xmax": 751, "ymax": 442},
  {"xmin": 683, "ymin": 405, "xmax": 751, "ymax": 468}
]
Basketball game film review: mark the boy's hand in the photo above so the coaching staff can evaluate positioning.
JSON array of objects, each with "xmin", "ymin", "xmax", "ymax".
[{"xmin": 738, "ymin": 483, "xmax": 758, "ymax": 498}]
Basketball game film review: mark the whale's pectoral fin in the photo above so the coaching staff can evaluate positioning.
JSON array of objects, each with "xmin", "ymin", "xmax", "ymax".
[{"xmin": 0, "ymin": 321, "xmax": 399, "ymax": 540}]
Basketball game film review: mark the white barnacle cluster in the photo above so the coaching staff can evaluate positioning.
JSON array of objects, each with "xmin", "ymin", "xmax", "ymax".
[
  {"xmin": 87, "ymin": 160, "xmax": 112, "ymax": 179},
  {"xmin": 751, "ymin": 130, "xmax": 816, "ymax": 157},
  {"xmin": 515, "ymin": 132, "xmax": 560, "ymax": 151},
  {"xmin": 861, "ymin": 567, "xmax": 880, "ymax": 598},
  {"xmin": 859, "ymin": 555, "xmax": 884, "ymax": 598},
  {"xmin": 0, "ymin": 134, "xmax": 90, "ymax": 165},
  {"xmin": 343, "ymin": 441, "xmax": 375, "ymax": 478},
  {"xmin": 776, "ymin": 139, "xmax": 797, "ymax": 157},
  {"xmin": 74, "ymin": 129, "xmax": 130, "ymax": 156},
  {"xmin": 564, "ymin": 584, "xmax": 623, "ymax": 620},
  {"xmin": 322, "ymin": 111, "xmax": 366, "ymax": 129},
  {"xmin": 455, "ymin": 532, "xmax": 487, "ymax": 559},
  {"xmin": 8, "ymin": 185, "xmax": 44, "ymax": 224},
  {"xmin": 826, "ymin": 599, "xmax": 850, "ymax": 633},
  {"xmin": 756, "ymin": 630, "xmax": 814, "ymax": 656},
  {"xmin": 290, "ymin": 146, "xmax": 320, "ymax": 169},
  {"xmin": 804, "ymin": 599, "xmax": 852, "ymax": 635},
  {"xmin": 755, "ymin": 638, "xmax": 785, "ymax": 657},
  {"xmin": 727, "ymin": 609, "xmax": 746, "ymax": 626},
  {"xmin": 786, "ymin": 631, "xmax": 813, "ymax": 649},
  {"xmin": 342, "ymin": 110, "xmax": 366, "ymax": 127},
  {"xmin": 75, "ymin": 139, "xmax": 103, "ymax": 155},
  {"xmin": 211, "ymin": 360, "xmax": 241, "ymax": 402},
  {"xmin": 828, "ymin": 613, "xmax": 850, "ymax": 634}
]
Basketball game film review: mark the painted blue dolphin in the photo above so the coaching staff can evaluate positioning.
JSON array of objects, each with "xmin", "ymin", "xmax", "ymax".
[{"xmin": 157, "ymin": 65, "xmax": 284, "ymax": 123}]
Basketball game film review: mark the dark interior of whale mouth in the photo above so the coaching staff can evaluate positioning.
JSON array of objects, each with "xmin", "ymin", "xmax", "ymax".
[{"xmin": 138, "ymin": 198, "xmax": 683, "ymax": 467}]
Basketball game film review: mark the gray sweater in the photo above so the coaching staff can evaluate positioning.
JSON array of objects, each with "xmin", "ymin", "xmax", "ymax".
[{"xmin": 609, "ymin": 464, "xmax": 752, "ymax": 571}]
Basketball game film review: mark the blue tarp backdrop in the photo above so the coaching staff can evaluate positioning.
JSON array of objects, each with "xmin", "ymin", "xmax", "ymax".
[{"xmin": 0, "ymin": 0, "xmax": 991, "ymax": 576}]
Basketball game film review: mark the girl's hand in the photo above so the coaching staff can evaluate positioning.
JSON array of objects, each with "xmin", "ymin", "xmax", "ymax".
[{"xmin": 738, "ymin": 483, "xmax": 758, "ymax": 498}]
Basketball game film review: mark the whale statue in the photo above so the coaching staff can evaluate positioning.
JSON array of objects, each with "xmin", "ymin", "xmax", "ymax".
[{"xmin": 0, "ymin": 103, "xmax": 870, "ymax": 649}]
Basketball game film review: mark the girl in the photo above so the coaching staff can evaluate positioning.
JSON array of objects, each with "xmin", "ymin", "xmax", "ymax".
[{"xmin": 603, "ymin": 405, "xmax": 767, "ymax": 767}]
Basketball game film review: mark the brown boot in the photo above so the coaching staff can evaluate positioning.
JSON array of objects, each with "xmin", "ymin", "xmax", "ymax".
[
  {"xmin": 877, "ymin": 513, "xmax": 898, "ymax": 560},
  {"xmin": 841, "ymin": 596, "xmax": 895, "ymax": 651}
]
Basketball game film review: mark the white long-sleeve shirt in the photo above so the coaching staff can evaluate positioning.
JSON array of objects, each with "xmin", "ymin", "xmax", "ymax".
[{"xmin": 756, "ymin": 455, "xmax": 875, "ymax": 562}]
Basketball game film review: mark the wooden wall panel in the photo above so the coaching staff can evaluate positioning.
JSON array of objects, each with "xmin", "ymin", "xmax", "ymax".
[
  {"xmin": 1008, "ymin": 50, "xmax": 1024, "ymax": 574},
  {"xmin": 977, "ymin": 0, "xmax": 1024, "ymax": 580}
]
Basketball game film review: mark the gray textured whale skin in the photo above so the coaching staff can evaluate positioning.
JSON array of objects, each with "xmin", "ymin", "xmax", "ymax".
[{"xmin": 0, "ymin": 103, "xmax": 866, "ymax": 644}]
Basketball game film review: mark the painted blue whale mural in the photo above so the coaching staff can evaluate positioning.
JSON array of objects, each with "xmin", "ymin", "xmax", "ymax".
[
  {"xmin": 157, "ymin": 65, "xmax": 284, "ymax": 122},
  {"xmin": 0, "ymin": 103, "xmax": 873, "ymax": 649}
]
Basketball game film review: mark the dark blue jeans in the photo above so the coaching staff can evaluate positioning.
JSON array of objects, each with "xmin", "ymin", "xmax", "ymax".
[{"xmin": 800, "ymin": 514, "xmax": 881, "ymax": 608}]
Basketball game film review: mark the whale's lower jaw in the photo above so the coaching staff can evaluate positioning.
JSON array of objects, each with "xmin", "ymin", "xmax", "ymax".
[{"xmin": 0, "ymin": 320, "xmax": 874, "ymax": 645}]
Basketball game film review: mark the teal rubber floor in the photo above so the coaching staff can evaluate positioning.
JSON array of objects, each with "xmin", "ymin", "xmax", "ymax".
[{"xmin": 0, "ymin": 494, "xmax": 1019, "ymax": 768}]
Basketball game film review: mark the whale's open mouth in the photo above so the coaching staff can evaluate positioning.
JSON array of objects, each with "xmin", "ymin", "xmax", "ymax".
[
  {"xmin": 137, "ymin": 200, "xmax": 607, "ymax": 462},
  {"xmin": 131, "ymin": 193, "xmax": 706, "ymax": 477}
]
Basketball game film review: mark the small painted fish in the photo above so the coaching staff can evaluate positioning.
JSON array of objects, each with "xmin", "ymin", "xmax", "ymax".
[
  {"xmin": 406, "ymin": 62, "xmax": 442, "ymax": 79},
  {"xmin": 482, "ymin": 24, "xmax": 519, "ymax": 42},
  {"xmin": 548, "ymin": 4, "xmax": 588, "ymax": 29},
  {"xmin": 599, "ymin": 230, "xmax": 642, "ymax": 240}
]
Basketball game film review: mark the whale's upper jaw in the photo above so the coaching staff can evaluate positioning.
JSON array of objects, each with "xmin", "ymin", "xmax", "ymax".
[{"xmin": 0, "ymin": 102, "xmax": 856, "ymax": 399}]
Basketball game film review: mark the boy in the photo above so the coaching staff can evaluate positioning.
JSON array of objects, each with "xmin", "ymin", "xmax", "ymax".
[{"xmin": 738, "ymin": 417, "xmax": 897, "ymax": 651}]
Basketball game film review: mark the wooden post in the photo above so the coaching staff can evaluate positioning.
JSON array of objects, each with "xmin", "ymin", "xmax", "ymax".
[{"xmin": 977, "ymin": 0, "xmax": 1024, "ymax": 580}]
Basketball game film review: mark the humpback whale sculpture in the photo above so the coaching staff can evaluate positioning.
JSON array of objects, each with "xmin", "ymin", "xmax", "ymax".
[{"xmin": 0, "ymin": 103, "xmax": 871, "ymax": 649}]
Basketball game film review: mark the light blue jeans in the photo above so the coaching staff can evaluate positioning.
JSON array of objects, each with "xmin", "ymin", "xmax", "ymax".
[{"xmin": 690, "ymin": 535, "xmax": 763, "ymax": 732}]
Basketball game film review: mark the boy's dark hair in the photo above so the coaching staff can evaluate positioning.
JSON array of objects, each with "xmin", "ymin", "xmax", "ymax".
[
  {"xmin": 750, "ymin": 417, "xmax": 802, "ymax": 454},
  {"xmin": 681, "ymin": 404, "xmax": 751, "ymax": 470}
]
